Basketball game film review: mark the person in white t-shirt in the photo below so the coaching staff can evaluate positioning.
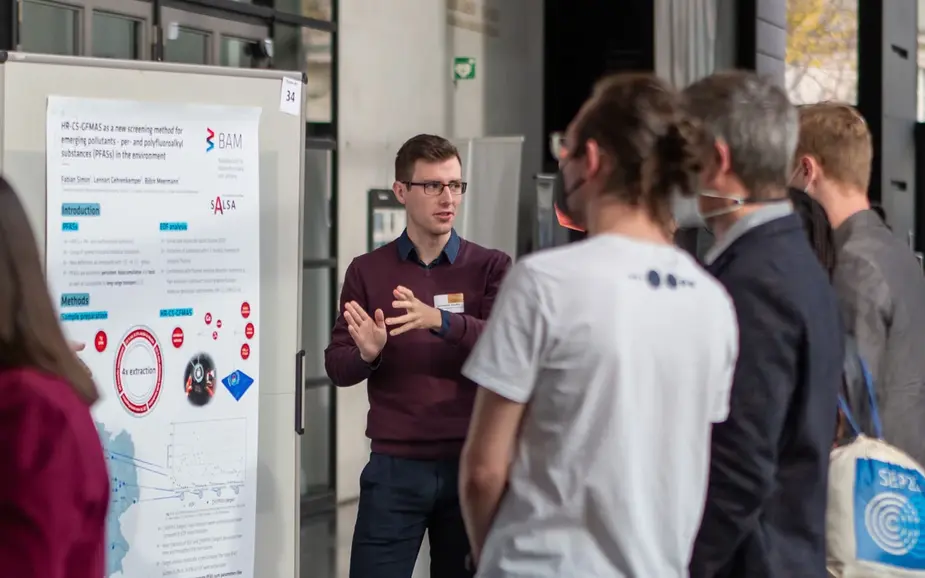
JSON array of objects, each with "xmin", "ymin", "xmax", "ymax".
[{"xmin": 457, "ymin": 73, "xmax": 740, "ymax": 578}]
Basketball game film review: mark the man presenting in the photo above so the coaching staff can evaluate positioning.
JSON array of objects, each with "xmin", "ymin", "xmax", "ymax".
[
  {"xmin": 683, "ymin": 72, "xmax": 844, "ymax": 577},
  {"xmin": 325, "ymin": 134, "xmax": 512, "ymax": 578},
  {"xmin": 791, "ymin": 102, "xmax": 925, "ymax": 465}
]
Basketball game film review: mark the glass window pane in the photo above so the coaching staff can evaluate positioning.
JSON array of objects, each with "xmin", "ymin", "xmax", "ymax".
[
  {"xmin": 220, "ymin": 36, "xmax": 271, "ymax": 69},
  {"xmin": 300, "ymin": 384, "xmax": 332, "ymax": 495},
  {"xmin": 304, "ymin": 29, "xmax": 332, "ymax": 122},
  {"xmin": 302, "ymin": 266, "xmax": 331, "ymax": 381},
  {"xmin": 304, "ymin": 149, "xmax": 332, "ymax": 260},
  {"xmin": 92, "ymin": 12, "xmax": 141, "ymax": 60},
  {"xmin": 299, "ymin": 267, "xmax": 334, "ymax": 495},
  {"xmin": 918, "ymin": 0, "xmax": 925, "ymax": 121},
  {"xmin": 164, "ymin": 27, "xmax": 209, "ymax": 65},
  {"xmin": 21, "ymin": 0, "xmax": 79, "ymax": 56},
  {"xmin": 919, "ymin": 68, "xmax": 925, "ymax": 122},
  {"xmin": 221, "ymin": 36, "xmax": 256, "ymax": 68},
  {"xmin": 785, "ymin": 0, "xmax": 858, "ymax": 105},
  {"xmin": 272, "ymin": 0, "xmax": 332, "ymax": 20},
  {"xmin": 274, "ymin": 24, "xmax": 332, "ymax": 122}
]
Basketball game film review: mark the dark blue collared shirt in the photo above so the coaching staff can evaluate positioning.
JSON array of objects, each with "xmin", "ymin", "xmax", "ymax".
[{"xmin": 396, "ymin": 229, "xmax": 460, "ymax": 335}]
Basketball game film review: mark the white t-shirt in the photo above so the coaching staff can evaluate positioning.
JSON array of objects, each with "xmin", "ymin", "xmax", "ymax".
[{"xmin": 462, "ymin": 234, "xmax": 738, "ymax": 578}]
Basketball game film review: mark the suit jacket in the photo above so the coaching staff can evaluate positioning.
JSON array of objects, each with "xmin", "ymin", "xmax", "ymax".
[{"xmin": 689, "ymin": 213, "xmax": 845, "ymax": 578}]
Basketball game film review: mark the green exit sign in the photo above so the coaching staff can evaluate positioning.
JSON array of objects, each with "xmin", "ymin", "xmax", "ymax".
[{"xmin": 453, "ymin": 57, "xmax": 476, "ymax": 80}]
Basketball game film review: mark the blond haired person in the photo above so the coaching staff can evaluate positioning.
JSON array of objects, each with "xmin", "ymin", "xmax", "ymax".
[{"xmin": 791, "ymin": 102, "xmax": 925, "ymax": 466}]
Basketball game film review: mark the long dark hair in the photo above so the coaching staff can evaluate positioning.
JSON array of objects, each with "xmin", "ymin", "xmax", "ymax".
[
  {"xmin": 789, "ymin": 187, "xmax": 836, "ymax": 278},
  {"xmin": 0, "ymin": 177, "xmax": 98, "ymax": 403}
]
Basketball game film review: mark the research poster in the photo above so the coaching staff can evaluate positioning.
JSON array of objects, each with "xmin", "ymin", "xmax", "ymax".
[{"xmin": 46, "ymin": 96, "xmax": 261, "ymax": 578}]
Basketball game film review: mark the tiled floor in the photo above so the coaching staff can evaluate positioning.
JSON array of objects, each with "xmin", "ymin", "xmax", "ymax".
[{"xmin": 300, "ymin": 501, "xmax": 430, "ymax": 578}]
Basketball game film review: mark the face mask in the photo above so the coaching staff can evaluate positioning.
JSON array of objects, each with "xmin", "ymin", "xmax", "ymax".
[
  {"xmin": 553, "ymin": 159, "xmax": 587, "ymax": 230},
  {"xmin": 671, "ymin": 192, "xmax": 705, "ymax": 229},
  {"xmin": 671, "ymin": 189, "xmax": 747, "ymax": 230}
]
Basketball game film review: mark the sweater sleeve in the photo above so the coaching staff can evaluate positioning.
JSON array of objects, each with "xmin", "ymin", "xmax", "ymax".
[
  {"xmin": 440, "ymin": 251, "xmax": 513, "ymax": 353},
  {"xmin": 0, "ymin": 379, "xmax": 83, "ymax": 578},
  {"xmin": 324, "ymin": 259, "xmax": 379, "ymax": 387}
]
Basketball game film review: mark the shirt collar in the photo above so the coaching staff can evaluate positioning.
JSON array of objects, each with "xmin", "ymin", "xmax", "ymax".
[
  {"xmin": 704, "ymin": 201, "xmax": 794, "ymax": 265},
  {"xmin": 833, "ymin": 209, "xmax": 885, "ymax": 250},
  {"xmin": 397, "ymin": 228, "xmax": 460, "ymax": 265}
]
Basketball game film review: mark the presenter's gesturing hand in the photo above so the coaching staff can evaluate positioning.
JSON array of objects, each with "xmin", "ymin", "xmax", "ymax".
[
  {"xmin": 385, "ymin": 286, "xmax": 442, "ymax": 337},
  {"xmin": 344, "ymin": 301, "xmax": 387, "ymax": 363}
]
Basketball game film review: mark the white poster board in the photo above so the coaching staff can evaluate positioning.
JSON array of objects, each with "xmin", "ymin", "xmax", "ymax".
[
  {"xmin": 45, "ymin": 96, "xmax": 261, "ymax": 578},
  {"xmin": 0, "ymin": 53, "xmax": 304, "ymax": 578}
]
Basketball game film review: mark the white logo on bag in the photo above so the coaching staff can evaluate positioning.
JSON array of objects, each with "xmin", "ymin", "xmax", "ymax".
[
  {"xmin": 880, "ymin": 469, "xmax": 923, "ymax": 493},
  {"xmin": 864, "ymin": 492, "xmax": 921, "ymax": 556}
]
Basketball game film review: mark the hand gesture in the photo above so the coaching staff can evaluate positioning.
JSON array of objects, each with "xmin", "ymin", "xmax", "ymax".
[
  {"xmin": 385, "ymin": 286, "xmax": 443, "ymax": 337},
  {"xmin": 344, "ymin": 301, "xmax": 387, "ymax": 363}
]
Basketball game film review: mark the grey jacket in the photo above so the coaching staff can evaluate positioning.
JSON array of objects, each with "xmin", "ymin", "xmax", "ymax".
[{"xmin": 834, "ymin": 210, "xmax": 925, "ymax": 465}]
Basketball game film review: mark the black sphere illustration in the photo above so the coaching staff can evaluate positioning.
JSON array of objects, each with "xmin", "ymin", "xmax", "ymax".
[{"xmin": 184, "ymin": 353, "xmax": 217, "ymax": 407}]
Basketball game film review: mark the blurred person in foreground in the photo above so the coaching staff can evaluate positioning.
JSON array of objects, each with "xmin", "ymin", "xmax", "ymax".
[
  {"xmin": 458, "ymin": 73, "xmax": 739, "ymax": 577},
  {"xmin": 0, "ymin": 176, "xmax": 108, "ymax": 577},
  {"xmin": 683, "ymin": 71, "xmax": 844, "ymax": 578},
  {"xmin": 791, "ymin": 102, "xmax": 925, "ymax": 466}
]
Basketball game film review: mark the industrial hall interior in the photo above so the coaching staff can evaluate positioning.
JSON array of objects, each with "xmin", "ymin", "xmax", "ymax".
[{"xmin": 0, "ymin": 0, "xmax": 922, "ymax": 577}]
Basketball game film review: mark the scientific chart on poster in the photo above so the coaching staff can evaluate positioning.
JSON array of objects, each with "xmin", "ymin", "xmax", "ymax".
[{"xmin": 46, "ymin": 96, "xmax": 261, "ymax": 578}]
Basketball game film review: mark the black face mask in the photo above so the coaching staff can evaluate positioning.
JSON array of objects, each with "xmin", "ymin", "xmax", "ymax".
[{"xmin": 553, "ymin": 159, "xmax": 586, "ymax": 225}]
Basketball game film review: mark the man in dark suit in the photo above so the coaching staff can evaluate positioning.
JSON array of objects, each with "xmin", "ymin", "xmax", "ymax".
[{"xmin": 683, "ymin": 71, "xmax": 845, "ymax": 578}]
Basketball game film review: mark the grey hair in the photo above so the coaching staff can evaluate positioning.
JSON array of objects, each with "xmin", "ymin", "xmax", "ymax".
[{"xmin": 682, "ymin": 71, "xmax": 798, "ymax": 200}]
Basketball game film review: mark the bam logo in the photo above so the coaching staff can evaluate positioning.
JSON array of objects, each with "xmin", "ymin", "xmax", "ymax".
[
  {"xmin": 217, "ymin": 132, "xmax": 243, "ymax": 150},
  {"xmin": 211, "ymin": 196, "xmax": 237, "ymax": 215},
  {"xmin": 206, "ymin": 128, "xmax": 243, "ymax": 151}
]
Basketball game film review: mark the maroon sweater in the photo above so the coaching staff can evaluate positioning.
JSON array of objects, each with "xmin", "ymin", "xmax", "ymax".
[
  {"xmin": 0, "ymin": 367, "xmax": 109, "ymax": 578},
  {"xmin": 325, "ymin": 232, "xmax": 511, "ymax": 459}
]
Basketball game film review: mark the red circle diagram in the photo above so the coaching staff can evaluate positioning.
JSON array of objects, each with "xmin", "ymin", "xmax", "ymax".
[
  {"xmin": 171, "ymin": 327, "xmax": 184, "ymax": 348},
  {"xmin": 212, "ymin": 331, "xmax": 218, "ymax": 340},
  {"xmin": 113, "ymin": 327, "xmax": 163, "ymax": 417},
  {"xmin": 216, "ymin": 320, "xmax": 223, "ymax": 329},
  {"xmin": 204, "ymin": 312, "xmax": 213, "ymax": 325},
  {"xmin": 244, "ymin": 322, "xmax": 255, "ymax": 339},
  {"xmin": 240, "ymin": 343, "xmax": 250, "ymax": 360},
  {"xmin": 94, "ymin": 331, "xmax": 108, "ymax": 353},
  {"xmin": 241, "ymin": 302, "xmax": 251, "ymax": 319}
]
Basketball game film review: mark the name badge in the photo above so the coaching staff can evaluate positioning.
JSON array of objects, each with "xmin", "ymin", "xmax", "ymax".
[{"xmin": 434, "ymin": 293, "xmax": 464, "ymax": 314}]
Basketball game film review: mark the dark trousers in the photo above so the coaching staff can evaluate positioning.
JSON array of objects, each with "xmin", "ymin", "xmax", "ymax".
[{"xmin": 349, "ymin": 453, "xmax": 474, "ymax": 578}]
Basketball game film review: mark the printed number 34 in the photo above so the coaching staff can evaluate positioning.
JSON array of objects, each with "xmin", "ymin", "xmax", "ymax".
[{"xmin": 285, "ymin": 90, "xmax": 296, "ymax": 102}]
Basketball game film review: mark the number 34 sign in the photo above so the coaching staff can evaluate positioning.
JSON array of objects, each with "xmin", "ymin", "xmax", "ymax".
[{"xmin": 278, "ymin": 76, "xmax": 302, "ymax": 117}]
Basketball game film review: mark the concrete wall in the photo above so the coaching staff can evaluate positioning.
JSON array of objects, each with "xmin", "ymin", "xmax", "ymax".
[{"xmin": 335, "ymin": 0, "xmax": 544, "ymax": 501}]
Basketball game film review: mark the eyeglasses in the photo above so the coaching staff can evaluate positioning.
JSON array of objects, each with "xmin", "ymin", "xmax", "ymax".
[{"xmin": 404, "ymin": 181, "xmax": 468, "ymax": 196}]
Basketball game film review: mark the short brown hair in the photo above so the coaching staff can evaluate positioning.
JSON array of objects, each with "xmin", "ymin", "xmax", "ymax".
[
  {"xmin": 0, "ymin": 177, "xmax": 98, "ymax": 404},
  {"xmin": 795, "ymin": 102, "xmax": 872, "ymax": 191},
  {"xmin": 571, "ymin": 73, "xmax": 711, "ymax": 226},
  {"xmin": 394, "ymin": 134, "xmax": 460, "ymax": 182}
]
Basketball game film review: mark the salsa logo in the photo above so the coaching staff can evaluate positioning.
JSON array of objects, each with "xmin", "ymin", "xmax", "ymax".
[
  {"xmin": 206, "ymin": 128, "xmax": 215, "ymax": 152},
  {"xmin": 211, "ymin": 196, "xmax": 236, "ymax": 215}
]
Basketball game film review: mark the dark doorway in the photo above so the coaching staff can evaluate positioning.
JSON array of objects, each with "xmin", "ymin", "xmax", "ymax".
[{"xmin": 542, "ymin": 0, "xmax": 655, "ymax": 243}]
